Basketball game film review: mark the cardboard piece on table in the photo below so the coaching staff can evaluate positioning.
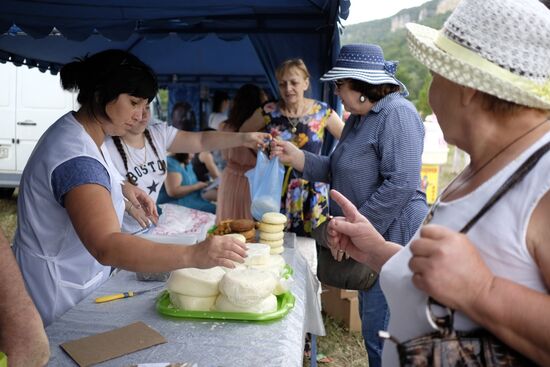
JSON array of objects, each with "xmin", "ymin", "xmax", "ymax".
[{"xmin": 60, "ymin": 321, "xmax": 166, "ymax": 367}]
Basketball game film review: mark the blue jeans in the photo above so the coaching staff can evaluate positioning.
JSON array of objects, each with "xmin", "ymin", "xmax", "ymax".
[{"xmin": 359, "ymin": 279, "xmax": 389, "ymax": 367}]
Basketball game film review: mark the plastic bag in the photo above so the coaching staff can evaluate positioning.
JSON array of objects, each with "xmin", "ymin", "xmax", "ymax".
[{"xmin": 245, "ymin": 151, "xmax": 285, "ymax": 221}]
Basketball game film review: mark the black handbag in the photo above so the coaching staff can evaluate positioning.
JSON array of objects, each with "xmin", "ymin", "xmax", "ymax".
[
  {"xmin": 312, "ymin": 219, "xmax": 378, "ymax": 291},
  {"xmin": 380, "ymin": 141, "xmax": 550, "ymax": 366}
]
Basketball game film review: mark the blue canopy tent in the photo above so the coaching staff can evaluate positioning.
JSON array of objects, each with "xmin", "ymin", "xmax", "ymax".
[
  {"xmin": 0, "ymin": 0, "xmax": 349, "ymax": 147},
  {"xmin": 0, "ymin": 2, "xmax": 349, "ymax": 95}
]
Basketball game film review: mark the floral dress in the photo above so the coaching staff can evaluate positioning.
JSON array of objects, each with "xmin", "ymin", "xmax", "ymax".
[{"xmin": 262, "ymin": 100, "xmax": 332, "ymax": 236}]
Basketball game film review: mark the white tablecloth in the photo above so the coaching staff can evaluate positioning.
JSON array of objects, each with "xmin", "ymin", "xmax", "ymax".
[{"xmin": 45, "ymin": 233, "xmax": 324, "ymax": 366}]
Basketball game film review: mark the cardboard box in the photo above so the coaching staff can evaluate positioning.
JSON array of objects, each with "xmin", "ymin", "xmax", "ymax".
[{"xmin": 321, "ymin": 285, "xmax": 361, "ymax": 332}]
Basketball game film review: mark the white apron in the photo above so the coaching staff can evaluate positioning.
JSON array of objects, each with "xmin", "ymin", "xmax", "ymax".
[{"xmin": 13, "ymin": 112, "xmax": 124, "ymax": 326}]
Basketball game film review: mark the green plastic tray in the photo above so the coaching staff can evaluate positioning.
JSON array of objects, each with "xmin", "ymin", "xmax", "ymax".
[
  {"xmin": 156, "ymin": 265, "xmax": 295, "ymax": 322},
  {"xmin": 156, "ymin": 291, "xmax": 295, "ymax": 321}
]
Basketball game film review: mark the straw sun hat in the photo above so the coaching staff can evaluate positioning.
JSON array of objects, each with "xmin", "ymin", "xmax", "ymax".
[
  {"xmin": 406, "ymin": 0, "xmax": 550, "ymax": 110},
  {"xmin": 320, "ymin": 44, "xmax": 409, "ymax": 97}
]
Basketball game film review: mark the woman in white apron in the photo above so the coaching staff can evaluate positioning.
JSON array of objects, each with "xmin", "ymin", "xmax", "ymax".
[{"xmin": 12, "ymin": 49, "xmax": 269, "ymax": 326}]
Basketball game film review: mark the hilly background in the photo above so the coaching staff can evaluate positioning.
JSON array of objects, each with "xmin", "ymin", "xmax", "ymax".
[{"xmin": 341, "ymin": 0, "xmax": 460, "ymax": 116}]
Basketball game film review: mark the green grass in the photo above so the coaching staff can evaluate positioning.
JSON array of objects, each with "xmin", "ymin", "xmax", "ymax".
[
  {"xmin": 305, "ymin": 314, "xmax": 369, "ymax": 367},
  {"xmin": 0, "ymin": 192, "xmax": 17, "ymax": 243}
]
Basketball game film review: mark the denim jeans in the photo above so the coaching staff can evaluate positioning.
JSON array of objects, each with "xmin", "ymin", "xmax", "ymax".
[{"xmin": 359, "ymin": 279, "xmax": 389, "ymax": 367}]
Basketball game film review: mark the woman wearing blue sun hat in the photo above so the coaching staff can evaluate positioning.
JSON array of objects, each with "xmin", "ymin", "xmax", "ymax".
[{"xmin": 271, "ymin": 43, "xmax": 428, "ymax": 366}]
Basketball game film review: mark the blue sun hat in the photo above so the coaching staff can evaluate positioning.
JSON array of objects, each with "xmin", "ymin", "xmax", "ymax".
[{"xmin": 320, "ymin": 44, "xmax": 409, "ymax": 97}]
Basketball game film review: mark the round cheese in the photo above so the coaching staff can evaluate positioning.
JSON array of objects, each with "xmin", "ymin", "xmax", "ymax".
[
  {"xmin": 167, "ymin": 267, "xmax": 225, "ymax": 297},
  {"xmin": 258, "ymin": 222, "xmax": 285, "ymax": 233},
  {"xmin": 259, "ymin": 231, "xmax": 284, "ymax": 241},
  {"xmin": 215, "ymin": 294, "xmax": 277, "ymax": 314},
  {"xmin": 244, "ymin": 243, "xmax": 271, "ymax": 266},
  {"xmin": 169, "ymin": 292, "xmax": 216, "ymax": 311},
  {"xmin": 219, "ymin": 268, "xmax": 277, "ymax": 307},
  {"xmin": 270, "ymin": 245, "xmax": 284, "ymax": 255},
  {"xmin": 223, "ymin": 233, "xmax": 246, "ymax": 243},
  {"xmin": 248, "ymin": 254, "xmax": 286, "ymax": 276},
  {"xmin": 260, "ymin": 238, "xmax": 284, "ymax": 248},
  {"xmin": 261, "ymin": 212, "xmax": 287, "ymax": 225}
]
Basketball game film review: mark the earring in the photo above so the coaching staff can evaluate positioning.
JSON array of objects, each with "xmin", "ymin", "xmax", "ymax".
[{"xmin": 359, "ymin": 95, "xmax": 366, "ymax": 103}]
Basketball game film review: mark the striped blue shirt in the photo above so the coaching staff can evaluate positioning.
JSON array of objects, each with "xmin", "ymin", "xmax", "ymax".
[{"xmin": 302, "ymin": 92, "xmax": 428, "ymax": 245}]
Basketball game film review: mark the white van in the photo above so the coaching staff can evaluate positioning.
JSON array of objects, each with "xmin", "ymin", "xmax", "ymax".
[{"xmin": 0, "ymin": 62, "xmax": 77, "ymax": 197}]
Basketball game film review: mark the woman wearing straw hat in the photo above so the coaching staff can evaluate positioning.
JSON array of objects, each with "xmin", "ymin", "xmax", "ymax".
[
  {"xmin": 271, "ymin": 44, "xmax": 428, "ymax": 366},
  {"xmin": 324, "ymin": 0, "xmax": 550, "ymax": 365}
]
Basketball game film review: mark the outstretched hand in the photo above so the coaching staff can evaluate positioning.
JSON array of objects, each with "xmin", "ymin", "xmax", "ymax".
[
  {"xmin": 242, "ymin": 132, "xmax": 272, "ymax": 150},
  {"xmin": 409, "ymin": 224, "xmax": 494, "ymax": 311},
  {"xmin": 327, "ymin": 190, "xmax": 386, "ymax": 265}
]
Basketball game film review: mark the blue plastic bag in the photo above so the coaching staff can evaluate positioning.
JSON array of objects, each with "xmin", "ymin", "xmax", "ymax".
[{"xmin": 245, "ymin": 151, "xmax": 285, "ymax": 221}]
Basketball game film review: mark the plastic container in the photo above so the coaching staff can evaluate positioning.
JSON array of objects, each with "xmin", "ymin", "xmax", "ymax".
[{"xmin": 135, "ymin": 233, "xmax": 197, "ymax": 281}]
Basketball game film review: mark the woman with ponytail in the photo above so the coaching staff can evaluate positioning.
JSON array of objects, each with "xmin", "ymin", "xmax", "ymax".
[{"xmin": 12, "ymin": 49, "xmax": 270, "ymax": 326}]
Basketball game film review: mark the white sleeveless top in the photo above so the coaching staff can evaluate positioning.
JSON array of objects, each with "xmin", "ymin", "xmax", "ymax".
[
  {"xmin": 13, "ymin": 112, "xmax": 125, "ymax": 326},
  {"xmin": 380, "ymin": 131, "xmax": 550, "ymax": 366}
]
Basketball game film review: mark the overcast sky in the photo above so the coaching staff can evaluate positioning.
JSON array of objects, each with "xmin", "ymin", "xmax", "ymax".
[{"xmin": 342, "ymin": 0, "xmax": 432, "ymax": 25}]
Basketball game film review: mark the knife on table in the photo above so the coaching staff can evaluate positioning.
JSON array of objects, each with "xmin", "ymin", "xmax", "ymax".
[{"xmin": 95, "ymin": 286, "xmax": 164, "ymax": 303}]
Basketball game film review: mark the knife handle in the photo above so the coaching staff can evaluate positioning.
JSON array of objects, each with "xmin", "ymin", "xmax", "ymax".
[{"xmin": 95, "ymin": 292, "xmax": 135, "ymax": 303}]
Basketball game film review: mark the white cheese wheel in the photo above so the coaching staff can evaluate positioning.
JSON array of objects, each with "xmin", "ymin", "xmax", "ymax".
[
  {"xmin": 270, "ymin": 245, "xmax": 284, "ymax": 255},
  {"xmin": 248, "ymin": 254, "xmax": 286, "ymax": 276},
  {"xmin": 215, "ymin": 293, "xmax": 278, "ymax": 314},
  {"xmin": 219, "ymin": 268, "xmax": 277, "ymax": 307},
  {"xmin": 167, "ymin": 267, "xmax": 225, "ymax": 297},
  {"xmin": 221, "ymin": 262, "xmax": 247, "ymax": 272},
  {"xmin": 244, "ymin": 243, "xmax": 271, "ymax": 266},
  {"xmin": 259, "ymin": 231, "xmax": 284, "ymax": 241},
  {"xmin": 261, "ymin": 212, "xmax": 288, "ymax": 225},
  {"xmin": 169, "ymin": 292, "xmax": 216, "ymax": 311}
]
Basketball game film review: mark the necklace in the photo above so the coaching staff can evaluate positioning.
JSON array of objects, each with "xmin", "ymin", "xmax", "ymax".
[
  {"xmin": 122, "ymin": 138, "xmax": 147, "ymax": 168},
  {"xmin": 283, "ymin": 101, "xmax": 310, "ymax": 134},
  {"xmin": 287, "ymin": 117, "xmax": 301, "ymax": 134},
  {"xmin": 424, "ymin": 116, "xmax": 550, "ymax": 225}
]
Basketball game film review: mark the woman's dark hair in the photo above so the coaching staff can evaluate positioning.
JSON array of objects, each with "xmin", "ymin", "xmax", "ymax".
[
  {"xmin": 212, "ymin": 90, "xmax": 229, "ymax": 113},
  {"xmin": 172, "ymin": 153, "xmax": 190, "ymax": 164},
  {"xmin": 225, "ymin": 84, "xmax": 267, "ymax": 131},
  {"xmin": 60, "ymin": 49, "xmax": 158, "ymax": 121},
  {"xmin": 171, "ymin": 101, "xmax": 197, "ymax": 131},
  {"xmin": 347, "ymin": 79, "xmax": 400, "ymax": 102}
]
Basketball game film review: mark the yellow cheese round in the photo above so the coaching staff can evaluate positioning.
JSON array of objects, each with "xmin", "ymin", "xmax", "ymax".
[
  {"xmin": 259, "ymin": 231, "xmax": 284, "ymax": 241},
  {"xmin": 260, "ymin": 238, "xmax": 284, "ymax": 248},
  {"xmin": 261, "ymin": 212, "xmax": 288, "ymax": 225},
  {"xmin": 258, "ymin": 222, "xmax": 285, "ymax": 233},
  {"xmin": 270, "ymin": 245, "xmax": 284, "ymax": 255}
]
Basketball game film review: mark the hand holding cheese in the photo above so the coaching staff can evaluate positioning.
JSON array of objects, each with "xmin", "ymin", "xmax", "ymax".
[{"xmin": 190, "ymin": 235, "xmax": 247, "ymax": 269}]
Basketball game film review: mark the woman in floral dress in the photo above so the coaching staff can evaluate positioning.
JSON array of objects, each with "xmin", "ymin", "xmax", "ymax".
[{"xmin": 241, "ymin": 59, "xmax": 344, "ymax": 236}]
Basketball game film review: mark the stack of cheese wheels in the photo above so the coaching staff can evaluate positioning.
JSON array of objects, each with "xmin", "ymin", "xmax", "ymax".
[
  {"xmin": 258, "ymin": 212, "xmax": 287, "ymax": 255},
  {"xmin": 216, "ymin": 268, "xmax": 278, "ymax": 313},
  {"xmin": 167, "ymin": 267, "xmax": 226, "ymax": 311}
]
